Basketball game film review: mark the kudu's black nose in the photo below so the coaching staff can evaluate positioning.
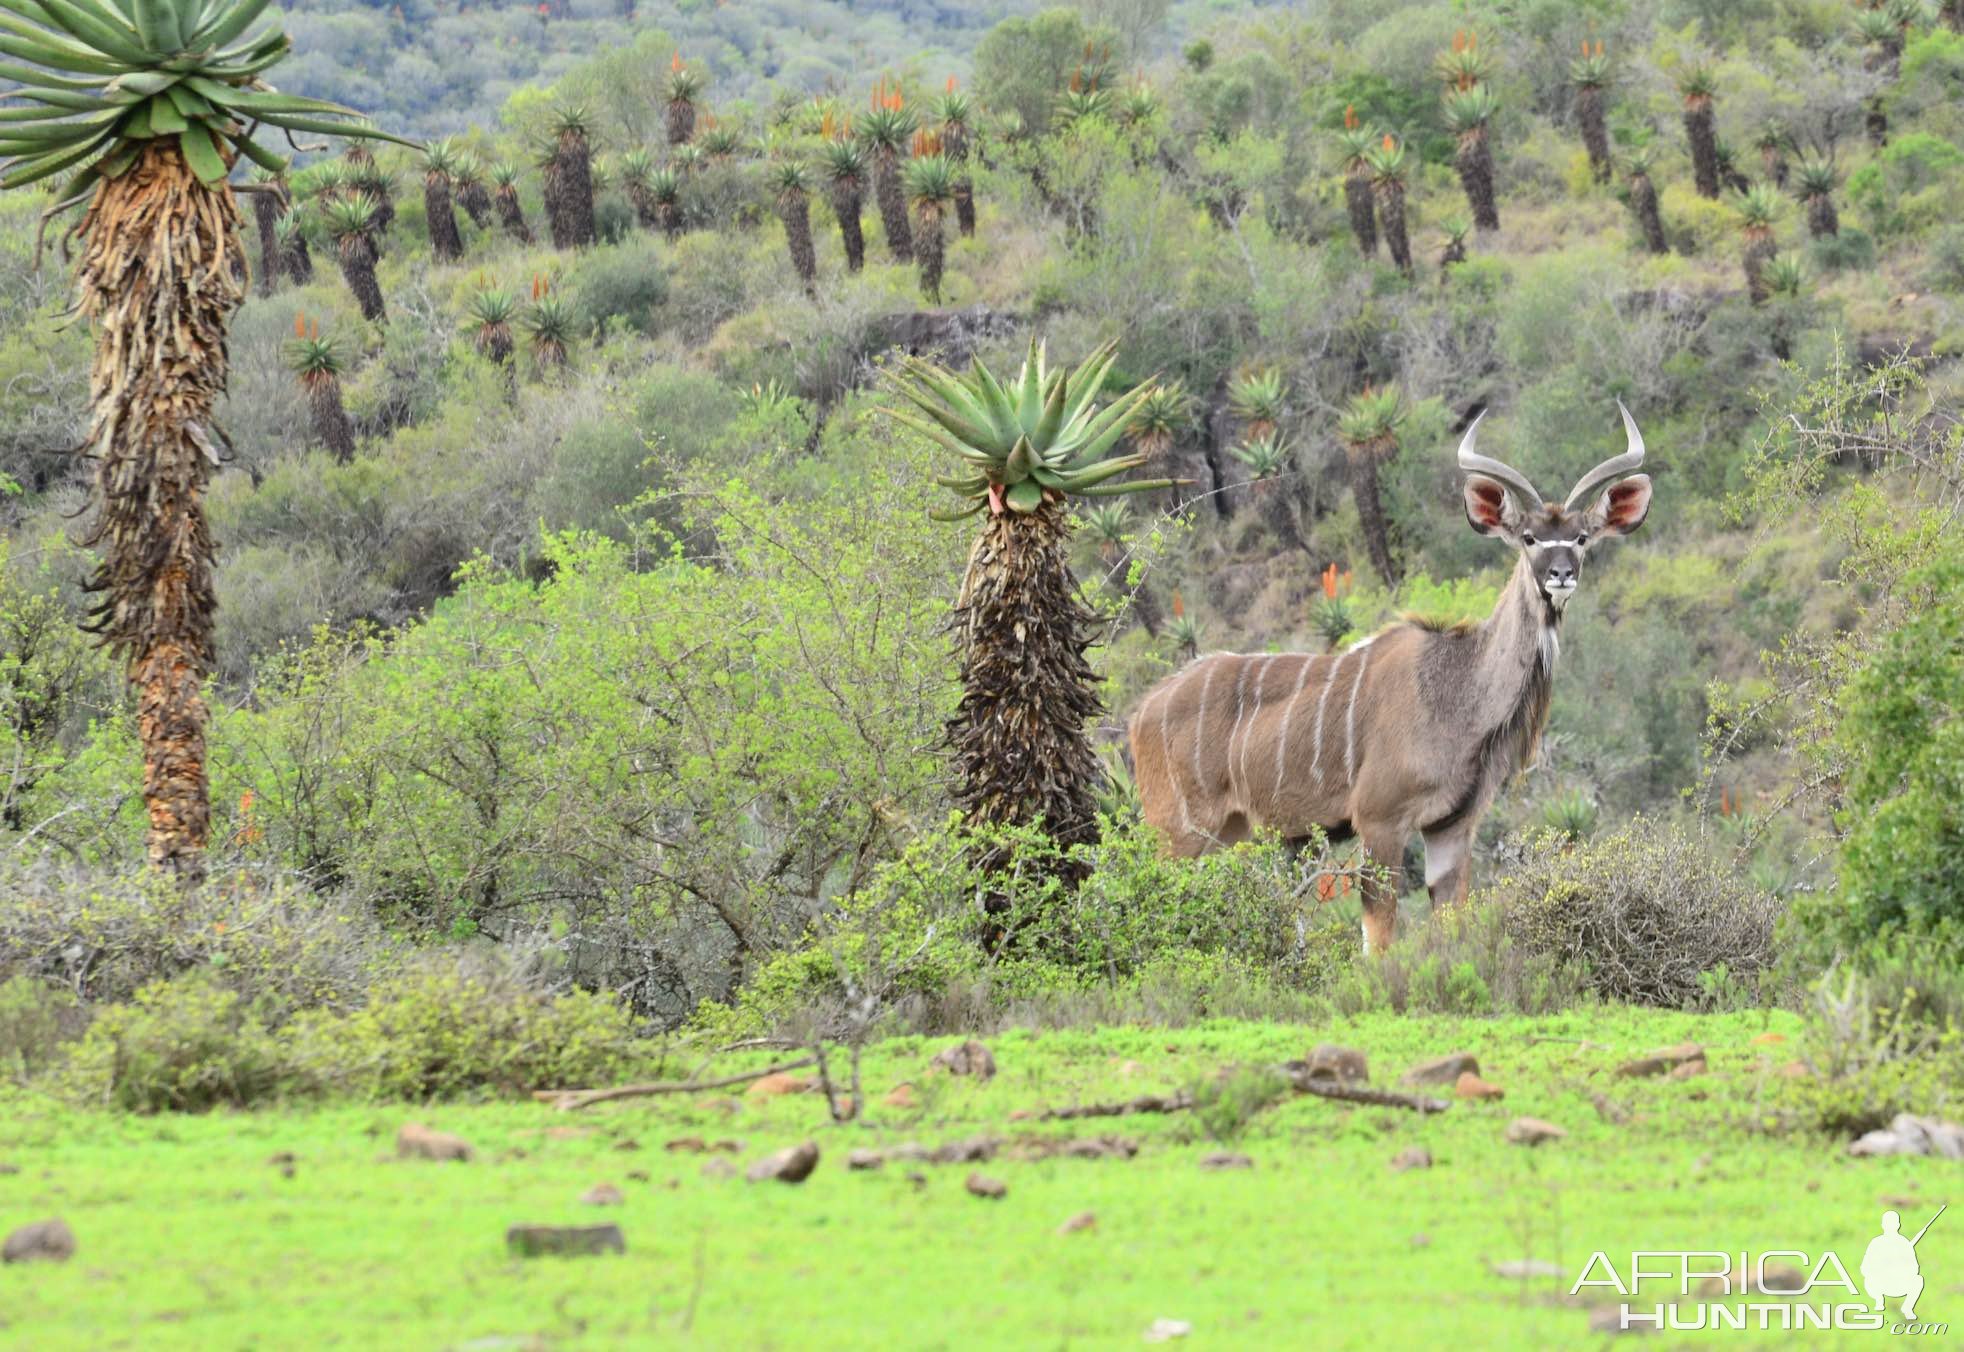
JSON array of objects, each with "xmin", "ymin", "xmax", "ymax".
[{"xmin": 1546, "ymin": 559, "xmax": 1577, "ymax": 588}]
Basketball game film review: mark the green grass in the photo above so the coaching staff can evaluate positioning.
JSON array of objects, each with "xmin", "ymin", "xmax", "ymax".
[{"xmin": 1, "ymin": 1009, "xmax": 1954, "ymax": 1349}]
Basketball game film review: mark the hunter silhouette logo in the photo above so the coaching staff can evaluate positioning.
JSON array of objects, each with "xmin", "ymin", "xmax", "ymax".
[
  {"xmin": 1572, "ymin": 1204, "xmax": 1950, "ymax": 1333},
  {"xmin": 1863, "ymin": 1206, "xmax": 1944, "ymax": 1321}
]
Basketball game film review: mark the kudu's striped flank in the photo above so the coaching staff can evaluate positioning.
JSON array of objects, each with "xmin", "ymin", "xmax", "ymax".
[{"xmin": 1131, "ymin": 403, "xmax": 1655, "ymax": 953}]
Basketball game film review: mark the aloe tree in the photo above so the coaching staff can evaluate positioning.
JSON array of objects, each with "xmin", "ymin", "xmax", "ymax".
[
  {"xmin": 453, "ymin": 153, "xmax": 492, "ymax": 229},
  {"xmin": 1571, "ymin": 40, "xmax": 1614, "ymax": 184},
  {"xmin": 1434, "ymin": 30, "xmax": 1494, "ymax": 92},
  {"xmin": 1364, "ymin": 136, "xmax": 1413, "ymax": 275},
  {"xmin": 1762, "ymin": 253, "xmax": 1808, "ymax": 359},
  {"xmin": 820, "ymin": 139, "xmax": 867, "ymax": 271},
  {"xmin": 860, "ymin": 100, "xmax": 916, "ymax": 262},
  {"xmin": 523, "ymin": 287, "xmax": 573, "ymax": 372},
  {"xmin": 772, "ymin": 160, "xmax": 817, "ymax": 295},
  {"xmin": 905, "ymin": 154, "xmax": 954, "ymax": 303},
  {"xmin": 349, "ymin": 159, "xmax": 394, "ymax": 236},
  {"xmin": 1793, "ymin": 156, "xmax": 1839, "ymax": 238},
  {"xmin": 274, "ymin": 209, "xmax": 312, "ymax": 284},
  {"xmin": 648, "ymin": 166, "xmax": 683, "ymax": 240},
  {"xmin": 1443, "ymin": 85, "xmax": 1501, "ymax": 231},
  {"xmin": 1680, "ymin": 67, "xmax": 1720, "ymax": 198},
  {"xmin": 0, "ymin": 0, "xmax": 404, "ymax": 875},
  {"xmin": 618, "ymin": 149, "xmax": 658, "ymax": 231},
  {"xmin": 1338, "ymin": 385, "xmax": 1406, "ymax": 586},
  {"xmin": 667, "ymin": 58, "xmax": 702, "ymax": 147},
  {"xmin": 1624, "ymin": 148, "xmax": 1669, "ymax": 254},
  {"xmin": 490, "ymin": 162, "xmax": 533, "ymax": 243},
  {"xmin": 1737, "ymin": 183, "xmax": 1781, "ymax": 305},
  {"xmin": 1438, "ymin": 215, "xmax": 1471, "ymax": 271},
  {"xmin": 934, "ymin": 88, "xmax": 976, "ymax": 237},
  {"xmin": 466, "ymin": 288, "xmax": 517, "ymax": 366},
  {"xmin": 547, "ymin": 105, "xmax": 595, "ymax": 248},
  {"xmin": 1856, "ymin": 7, "xmax": 1904, "ymax": 146},
  {"xmin": 285, "ymin": 318, "xmax": 356, "ymax": 464},
  {"xmin": 1755, "ymin": 125, "xmax": 1789, "ymax": 189},
  {"xmin": 421, "ymin": 138, "xmax": 463, "ymax": 261},
  {"xmin": 1230, "ymin": 434, "xmax": 1301, "ymax": 547},
  {"xmin": 1335, "ymin": 110, "xmax": 1378, "ymax": 258},
  {"xmin": 884, "ymin": 341, "xmax": 1172, "ymax": 919},
  {"xmin": 322, "ymin": 194, "xmax": 386, "ymax": 321},
  {"xmin": 1129, "ymin": 382, "xmax": 1189, "ymax": 465},
  {"xmin": 1228, "ymin": 367, "xmax": 1285, "ymax": 441}
]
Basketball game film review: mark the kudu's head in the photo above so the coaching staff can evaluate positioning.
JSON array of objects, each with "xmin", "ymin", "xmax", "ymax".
[{"xmin": 1456, "ymin": 401, "xmax": 1653, "ymax": 612}]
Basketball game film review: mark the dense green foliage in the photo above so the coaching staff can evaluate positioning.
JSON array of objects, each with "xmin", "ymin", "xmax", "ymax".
[{"xmin": 2, "ymin": 0, "xmax": 1963, "ymax": 1066}]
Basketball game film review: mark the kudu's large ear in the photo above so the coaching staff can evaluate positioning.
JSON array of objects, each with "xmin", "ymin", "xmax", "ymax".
[
  {"xmin": 1583, "ymin": 474, "xmax": 1653, "ymax": 537},
  {"xmin": 1463, "ymin": 474, "xmax": 1524, "ymax": 539}
]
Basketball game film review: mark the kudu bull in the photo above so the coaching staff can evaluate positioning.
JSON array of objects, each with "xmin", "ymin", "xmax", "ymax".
[{"xmin": 1130, "ymin": 404, "xmax": 1654, "ymax": 952}]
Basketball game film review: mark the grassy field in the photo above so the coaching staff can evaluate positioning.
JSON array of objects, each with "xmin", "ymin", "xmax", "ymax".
[{"xmin": 0, "ymin": 1008, "xmax": 1954, "ymax": 1350}]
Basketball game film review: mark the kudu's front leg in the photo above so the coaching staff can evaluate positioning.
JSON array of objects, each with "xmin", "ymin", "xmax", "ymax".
[{"xmin": 1357, "ymin": 822, "xmax": 1405, "ymax": 954}]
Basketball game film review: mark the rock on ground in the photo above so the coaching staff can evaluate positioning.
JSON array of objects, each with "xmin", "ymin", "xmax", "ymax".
[{"xmin": 2, "ymin": 1219, "xmax": 75, "ymax": 1264}]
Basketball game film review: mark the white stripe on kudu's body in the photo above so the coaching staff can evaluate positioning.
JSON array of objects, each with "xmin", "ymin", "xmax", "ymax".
[{"xmin": 1127, "ymin": 401, "xmax": 1656, "ymax": 954}]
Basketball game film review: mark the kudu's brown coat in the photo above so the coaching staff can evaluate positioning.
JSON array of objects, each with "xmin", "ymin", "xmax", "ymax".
[{"xmin": 1131, "ymin": 405, "xmax": 1652, "ymax": 953}]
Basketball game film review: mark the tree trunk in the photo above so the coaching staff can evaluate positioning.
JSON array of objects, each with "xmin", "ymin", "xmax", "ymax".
[
  {"xmin": 543, "ymin": 159, "xmax": 571, "ymax": 248},
  {"xmin": 459, "ymin": 181, "xmax": 493, "ymax": 229},
  {"xmin": 1576, "ymin": 85, "xmax": 1611, "ymax": 184},
  {"xmin": 76, "ymin": 141, "xmax": 239, "ymax": 880},
  {"xmin": 1806, "ymin": 192, "xmax": 1839, "ymax": 239},
  {"xmin": 1685, "ymin": 102, "xmax": 1719, "ymax": 199},
  {"xmin": 308, "ymin": 376, "xmax": 356, "ymax": 465},
  {"xmin": 1761, "ymin": 145, "xmax": 1788, "ymax": 189},
  {"xmin": 628, "ymin": 186, "xmax": 659, "ymax": 231},
  {"xmin": 667, "ymin": 101, "xmax": 696, "ymax": 147},
  {"xmin": 954, "ymin": 181, "xmax": 976, "ymax": 237},
  {"xmin": 779, "ymin": 193, "xmax": 817, "ymax": 296},
  {"xmin": 496, "ymin": 189, "xmax": 534, "ymax": 244},
  {"xmin": 1374, "ymin": 180, "xmax": 1412, "ymax": 276},
  {"xmin": 1630, "ymin": 174, "xmax": 1668, "ymax": 254},
  {"xmin": 283, "ymin": 229, "xmax": 313, "ymax": 284},
  {"xmin": 658, "ymin": 201, "xmax": 683, "ymax": 241},
  {"xmin": 252, "ymin": 190, "xmax": 281, "ymax": 298},
  {"xmin": 874, "ymin": 150, "xmax": 913, "ymax": 262},
  {"xmin": 1455, "ymin": 132, "xmax": 1500, "ymax": 231},
  {"xmin": 829, "ymin": 181, "xmax": 865, "ymax": 272},
  {"xmin": 951, "ymin": 500, "xmax": 1103, "ymax": 933},
  {"xmin": 1343, "ymin": 170, "xmax": 1377, "ymax": 257},
  {"xmin": 553, "ymin": 133, "xmax": 595, "ymax": 248},
  {"xmin": 1346, "ymin": 444, "xmax": 1398, "ymax": 586},
  {"xmin": 915, "ymin": 205, "xmax": 944, "ymax": 304},
  {"xmin": 337, "ymin": 234, "xmax": 386, "ymax": 322},
  {"xmin": 424, "ymin": 176, "xmax": 463, "ymax": 261}
]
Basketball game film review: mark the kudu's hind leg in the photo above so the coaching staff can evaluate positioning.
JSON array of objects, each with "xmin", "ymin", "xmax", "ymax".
[
  {"xmin": 1357, "ymin": 822, "xmax": 1406, "ymax": 954},
  {"xmin": 1421, "ymin": 822, "xmax": 1475, "ymax": 911}
]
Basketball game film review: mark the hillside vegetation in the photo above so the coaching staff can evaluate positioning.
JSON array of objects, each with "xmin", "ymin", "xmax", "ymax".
[{"xmin": 0, "ymin": 0, "xmax": 1959, "ymax": 1128}]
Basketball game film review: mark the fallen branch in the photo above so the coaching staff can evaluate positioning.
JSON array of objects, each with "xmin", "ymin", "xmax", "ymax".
[
  {"xmin": 536, "ymin": 1056, "xmax": 819, "ymax": 1111},
  {"xmin": 1281, "ymin": 1073, "xmax": 1451, "ymax": 1114},
  {"xmin": 1038, "ymin": 1092, "xmax": 1195, "ymax": 1121}
]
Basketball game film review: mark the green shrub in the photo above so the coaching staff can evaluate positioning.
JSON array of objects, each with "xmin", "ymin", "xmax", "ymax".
[
  {"xmin": 1827, "ymin": 547, "xmax": 1964, "ymax": 944},
  {"xmin": 0, "ymin": 975, "xmax": 86, "ymax": 1082},
  {"xmin": 569, "ymin": 235, "xmax": 669, "ymax": 336},
  {"xmin": 1488, "ymin": 819, "xmax": 1784, "ymax": 1008},
  {"xmin": 1846, "ymin": 133, "xmax": 1964, "ymax": 238},
  {"xmin": 1808, "ymin": 226, "xmax": 1875, "ymax": 274},
  {"xmin": 1322, "ymin": 899, "xmax": 1587, "ymax": 1017},
  {"xmin": 62, "ymin": 974, "xmax": 295, "ymax": 1113},
  {"xmin": 1189, "ymin": 1065, "xmax": 1289, "ymax": 1143},
  {"xmin": 316, "ymin": 957, "xmax": 639, "ymax": 1101}
]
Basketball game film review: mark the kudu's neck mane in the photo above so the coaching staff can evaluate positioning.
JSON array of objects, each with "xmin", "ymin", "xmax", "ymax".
[{"xmin": 1446, "ymin": 552, "xmax": 1562, "ymax": 794}]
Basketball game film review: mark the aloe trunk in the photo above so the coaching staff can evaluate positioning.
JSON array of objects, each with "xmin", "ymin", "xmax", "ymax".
[
  {"xmin": 1576, "ymin": 85, "xmax": 1611, "ymax": 184},
  {"xmin": 829, "ymin": 180, "xmax": 865, "ymax": 272},
  {"xmin": 1344, "ymin": 170, "xmax": 1377, "ymax": 257},
  {"xmin": 1374, "ymin": 180, "xmax": 1412, "ymax": 276},
  {"xmin": 1345, "ymin": 440, "xmax": 1398, "ymax": 585},
  {"xmin": 1455, "ymin": 130, "xmax": 1500, "ymax": 231},
  {"xmin": 1630, "ymin": 173, "xmax": 1668, "ymax": 254},
  {"xmin": 1805, "ymin": 192, "xmax": 1838, "ymax": 239},
  {"xmin": 337, "ymin": 233, "xmax": 385, "ymax": 322},
  {"xmin": 916, "ymin": 202, "xmax": 944, "ymax": 303},
  {"xmin": 780, "ymin": 193, "xmax": 817, "ymax": 296},
  {"xmin": 424, "ymin": 175, "xmax": 462, "ymax": 261},
  {"xmin": 252, "ymin": 191, "xmax": 281, "ymax": 297},
  {"xmin": 283, "ymin": 230, "xmax": 313, "ymax": 284},
  {"xmin": 874, "ymin": 150, "xmax": 913, "ymax": 262},
  {"xmin": 1685, "ymin": 100, "xmax": 1719, "ymax": 198},
  {"xmin": 308, "ymin": 375, "xmax": 356, "ymax": 465}
]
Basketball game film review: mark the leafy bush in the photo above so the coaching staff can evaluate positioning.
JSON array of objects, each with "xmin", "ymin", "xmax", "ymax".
[
  {"xmin": 1488, "ymin": 820, "xmax": 1784, "ymax": 1008},
  {"xmin": 569, "ymin": 236, "xmax": 669, "ymax": 336},
  {"xmin": 1322, "ymin": 899, "xmax": 1588, "ymax": 1017},
  {"xmin": 1808, "ymin": 226, "xmax": 1875, "ymax": 275},
  {"xmin": 0, "ymin": 975, "xmax": 86, "ymax": 1082},
  {"xmin": 62, "ymin": 974, "xmax": 293, "ymax": 1113},
  {"xmin": 308, "ymin": 956, "xmax": 638, "ymax": 1101},
  {"xmin": 1846, "ymin": 133, "xmax": 1964, "ymax": 238},
  {"xmin": 1828, "ymin": 547, "xmax": 1964, "ymax": 943}
]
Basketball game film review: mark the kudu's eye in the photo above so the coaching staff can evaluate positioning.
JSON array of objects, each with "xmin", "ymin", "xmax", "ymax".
[{"xmin": 1521, "ymin": 532, "xmax": 1537, "ymax": 545}]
